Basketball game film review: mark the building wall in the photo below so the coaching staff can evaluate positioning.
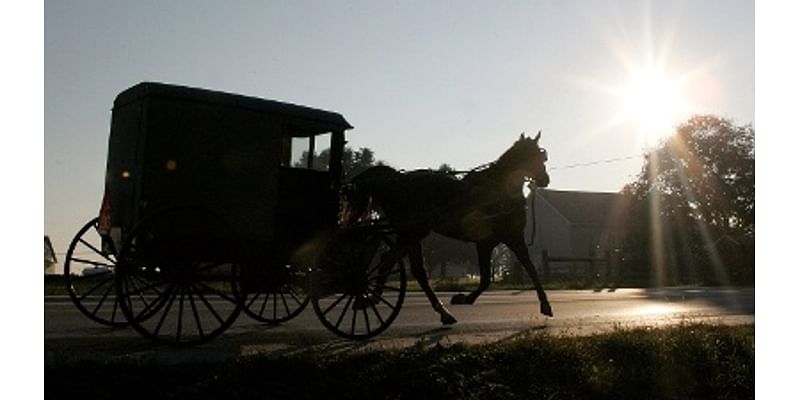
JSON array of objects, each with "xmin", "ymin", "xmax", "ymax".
[
  {"xmin": 529, "ymin": 191, "xmax": 624, "ymax": 274},
  {"xmin": 530, "ymin": 193, "xmax": 572, "ymax": 266}
]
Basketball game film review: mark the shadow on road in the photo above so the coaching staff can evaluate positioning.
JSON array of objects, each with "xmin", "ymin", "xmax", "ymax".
[{"xmin": 640, "ymin": 287, "xmax": 754, "ymax": 315}]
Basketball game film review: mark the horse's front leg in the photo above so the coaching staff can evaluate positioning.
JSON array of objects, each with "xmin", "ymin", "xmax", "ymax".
[
  {"xmin": 451, "ymin": 242, "xmax": 493, "ymax": 305},
  {"xmin": 408, "ymin": 241, "xmax": 457, "ymax": 325},
  {"xmin": 506, "ymin": 239, "xmax": 553, "ymax": 317}
]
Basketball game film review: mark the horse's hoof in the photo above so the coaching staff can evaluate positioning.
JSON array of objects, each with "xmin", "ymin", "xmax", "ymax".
[
  {"xmin": 441, "ymin": 313, "xmax": 458, "ymax": 325},
  {"xmin": 540, "ymin": 301, "xmax": 553, "ymax": 317},
  {"xmin": 450, "ymin": 293, "xmax": 467, "ymax": 305}
]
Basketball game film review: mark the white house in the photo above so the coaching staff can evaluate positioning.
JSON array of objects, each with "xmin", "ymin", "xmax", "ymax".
[
  {"xmin": 45, "ymin": 236, "xmax": 57, "ymax": 275},
  {"xmin": 530, "ymin": 189, "xmax": 628, "ymax": 268}
]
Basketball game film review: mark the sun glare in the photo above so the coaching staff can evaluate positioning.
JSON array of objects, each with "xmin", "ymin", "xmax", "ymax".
[{"xmin": 622, "ymin": 68, "xmax": 687, "ymax": 145}]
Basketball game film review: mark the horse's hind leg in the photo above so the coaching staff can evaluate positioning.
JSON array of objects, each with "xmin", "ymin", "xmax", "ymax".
[
  {"xmin": 507, "ymin": 239, "xmax": 553, "ymax": 317},
  {"xmin": 451, "ymin": 242, "xmax": 493, "ymax": 305},
  {"xmin": 408, "ymin": 241, "xmax": 457, "ymax": 325}
]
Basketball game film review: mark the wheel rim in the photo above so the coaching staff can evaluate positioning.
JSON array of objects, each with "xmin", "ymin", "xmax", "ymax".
[
  {"xmin": 116, "ymin": 207, "xmax": 245, "ymax": 346},
  {"xmin": 64, "ymin": 217, "xmax": 127, "ymax": 327},
  {"xmin": 313, "ymin": 231, "xmax": 406, "ymax": 340},
  {"xmin": 243, "ymin": 264, "xmax": 310, "ymax": 324}
]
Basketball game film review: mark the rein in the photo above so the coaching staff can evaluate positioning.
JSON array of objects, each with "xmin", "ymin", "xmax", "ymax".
[
  {"xmin": 448, "ymin": 161, "xmax": 495, "ymax": 177},
  {"xmin": 398, "ymin": 161, "xmax": 495, "ymax": 178}
]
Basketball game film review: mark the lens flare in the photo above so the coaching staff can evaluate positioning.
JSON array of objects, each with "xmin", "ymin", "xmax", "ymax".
[{"xmin": 623, "ymin": 68, "xmax": 687, "ymax": 146}]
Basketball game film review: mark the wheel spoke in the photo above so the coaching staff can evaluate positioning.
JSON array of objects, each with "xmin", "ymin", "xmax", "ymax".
[
  {"xmin": 362, "ymin": 302, "xmax": 371, "ymax": 334},
  {"xmin": 246, "ymin": 292, "xmax": 262, "ymax": 309},
  {"xmin": 90, "ymin": 280, "xmax": 115, "ymax": 316},
  {"xmin": 121, "ymin": 274, "xmax": 133, "ymax": 316},
  {"xmin": 195, "ymin": 282, "xmax": 238, "ymax": 303},
  {"xmin": 368, "ymin": 287, "xmax": 399, "ymax": 310},
  {"xmin": 135, "ymin": 283, "xmax": 174, "ymax": 321},
  {"xmin": 322, "ymin": 292, "xmax": 349, "ymax": 316},
  {"xmin": 272, "ymin": 292, "xmax": 278, "ymax": 320},
  {"xmin": 128, "ymin": 276, "xmax": 156, "ymax": 310},
  {"xmin": 280, "ymin": 292, "xmax": 291, "ymax": 316},
  {"xmin": 367, "ymin": 297, "xmax": 386, "ymax": 325},
  {"xmin": 176, "ymin": 285, "xmax": 185, "ymax": 342},
  {"xmin": 110, "ymin": 290, "xmax": 120, "ymax": 323},
  {"xmin": 350, "ymin": 301, "xmax": 358, "ymax": 336},
  {"xmin": 76, "ymin": 274, "xmax": 115, "ymax": 300},
  {"xmin": 186, "ymin": 285, "xmax": 205, "ymax": 339},
  {"xmin": 192, "ymin": 284, "xmax": 225, "ymax": 325},
  {"xmin": 127, "ymin": 276, "xmax": 168, "ymax": 296},
  {"xmin": 133, "ymin": 275, "xmax": 163, "ymax": 296},
  {"xmin": 287, "ymin": 288, "xmax": 303, "ymax": 306},
  {"xmin": 153, "ymin": 286, "xmax": 178, "ymax": 337},
  {"xmin": 70, "ymin": 257, "xmax": 115, "ymax": 269},
  {"xmin": 256, "ymin": 292, "xmax": 269, "ymax": 318},
  {"xmin": 334, "ymin": 296, "xmax": 354, "ymax": 330},
  {"xmin": 77, "ymin": 237, "xmax": 116, "ymax": 265},
  {"xmin": 364, "ymin": 246, "xmax": 394, "ymax": 276}
]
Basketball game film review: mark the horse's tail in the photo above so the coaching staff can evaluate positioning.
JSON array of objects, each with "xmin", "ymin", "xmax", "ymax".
[{"xmin": 340, "ymin": 165, "xmax": 400, "ymax": 226}]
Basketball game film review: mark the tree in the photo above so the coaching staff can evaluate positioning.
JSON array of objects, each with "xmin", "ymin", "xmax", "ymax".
[
  {"xmin": 622, "ymin": 115, "xmax": 754, "ymax": 285},
  {"xmin": 295, "ymin": 146, "xmax": 386, "ymax": 180}
]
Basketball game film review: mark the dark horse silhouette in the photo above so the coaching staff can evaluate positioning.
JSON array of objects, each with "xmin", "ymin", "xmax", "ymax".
[{"xmin": 342, "ymin": 132, "xmax": 553, "ymax": 324}]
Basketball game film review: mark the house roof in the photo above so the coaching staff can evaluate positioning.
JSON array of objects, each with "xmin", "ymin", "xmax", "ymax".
[
  {"xmin": 44, "ymin": 236, "xmax": 57, "ymax": 264},
  {"xmin": 536, "ymin": 189, "xmax": 627, "ymax": 227}
]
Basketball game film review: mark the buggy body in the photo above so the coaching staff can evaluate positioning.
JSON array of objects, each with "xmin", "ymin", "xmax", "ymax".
[{"xmin": 99, "ymin": 82, "xmax": 353, "ymax": 266}]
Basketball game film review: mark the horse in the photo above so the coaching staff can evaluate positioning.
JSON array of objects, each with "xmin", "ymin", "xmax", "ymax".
[{"xmin": 341, "ymin": 132, "xmax": 553, "ymax": 325}]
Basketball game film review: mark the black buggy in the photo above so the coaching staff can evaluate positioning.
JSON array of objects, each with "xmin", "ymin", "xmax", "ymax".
[{"xmin": 63, "ymin": 82, "xmax": 407, "ymax": 345}]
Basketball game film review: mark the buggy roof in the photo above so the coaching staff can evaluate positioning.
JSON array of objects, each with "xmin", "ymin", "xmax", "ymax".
[{"xmin": 114, "ymin": 82, "xmax": 353, "ymax": 137}]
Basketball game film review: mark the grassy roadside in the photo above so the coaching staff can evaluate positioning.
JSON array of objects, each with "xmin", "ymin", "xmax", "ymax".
[{"xmin": 46, "ymin": 324, "xmax": 754, "ymax": 399}]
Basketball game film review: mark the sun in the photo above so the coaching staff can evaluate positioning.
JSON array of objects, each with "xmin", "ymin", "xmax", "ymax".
[{"xmin": 621, "ymin": 67, "xmax": 688, "ymax": 145}]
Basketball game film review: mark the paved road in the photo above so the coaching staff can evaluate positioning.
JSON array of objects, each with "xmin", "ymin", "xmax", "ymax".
[{"xmin": 45, "ymin": 287, "xmax": 754, "ymax": 365}]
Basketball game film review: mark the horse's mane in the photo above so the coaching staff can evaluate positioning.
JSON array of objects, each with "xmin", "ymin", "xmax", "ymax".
[{"xmin": 461, "ymin": 140, "xmax": 525, "ymax": 186}]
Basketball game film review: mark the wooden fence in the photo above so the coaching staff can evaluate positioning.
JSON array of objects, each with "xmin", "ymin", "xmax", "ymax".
[{"xmin": 541, "ymin": 249, "xmax": 623, "ymax": 285}]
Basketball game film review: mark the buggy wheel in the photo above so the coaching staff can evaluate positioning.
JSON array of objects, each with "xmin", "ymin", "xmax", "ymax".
[
  {"xmin": 312, "ymin": 231, "xmax": 406, "ymax": 340},
  {"xmin": 243, "ymin": 264, "xmax": 310, "ymax": 324},
  {"xmin": 63, "ymin": 217, "xmax": 126, "ymax": 327},
  {"xmin": 116, "ymin": 207, "xmax": 245, "ymax": 346}
]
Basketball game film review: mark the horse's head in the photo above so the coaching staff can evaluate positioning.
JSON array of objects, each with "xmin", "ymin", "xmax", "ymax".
[{"xmin": 505, "ymin": 131, "xmax": 550, "ymax": 187}]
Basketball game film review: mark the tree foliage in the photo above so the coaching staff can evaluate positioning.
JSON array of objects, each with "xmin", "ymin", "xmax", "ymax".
[
  {"xmin": 622, "ymin": 115, "xmax": 754, "ymax": 285},
  {"xmin": 295, "ymin": 146, "xmax": 386, "ymax": 180}
]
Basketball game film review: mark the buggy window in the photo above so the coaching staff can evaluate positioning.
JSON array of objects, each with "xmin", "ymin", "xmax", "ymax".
[{"xmin": 285, "ymin": 134, "xmax": 332, "ymax": 171}]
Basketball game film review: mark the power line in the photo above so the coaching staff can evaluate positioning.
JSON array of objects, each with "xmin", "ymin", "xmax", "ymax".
[{"xmin": 549, "ymin": 154, "xmax": 642, "ymax": 171}]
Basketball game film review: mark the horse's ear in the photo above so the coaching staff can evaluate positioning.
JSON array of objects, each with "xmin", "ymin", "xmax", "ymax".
[
  {"xmin": 533, "ymin": 130, "xmax": 541, "ymax": 143},
  {"xmin": 519, "ymin": 132, "xmax": 526, "ymax": 141}
]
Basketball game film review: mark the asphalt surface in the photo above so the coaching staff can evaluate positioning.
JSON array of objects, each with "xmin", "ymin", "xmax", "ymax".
[{"xmin": 45, "ymin": 287, "xmax": 754, "ymax": 366}]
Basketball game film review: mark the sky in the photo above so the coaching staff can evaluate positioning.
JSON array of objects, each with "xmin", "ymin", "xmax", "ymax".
[
  {"xmin": 16, "ymin": 2, "xmax": 799, "ymax": 395},
  {"xmin": 43, "ymin": 0, "xmax": 754, "ymax": 259}
]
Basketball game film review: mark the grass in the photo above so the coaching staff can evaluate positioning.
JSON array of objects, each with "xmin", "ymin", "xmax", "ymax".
[
  {"xmin": 45, "ymin": 275, "xmax": 71, "ymax": 295},
  {"xmin": 45, "ymin": 323, "xmax": 754, "ymax": 400}
]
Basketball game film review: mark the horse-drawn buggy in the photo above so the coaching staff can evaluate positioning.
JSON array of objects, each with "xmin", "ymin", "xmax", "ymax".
[{"xmin": 63, "ymin": 82, "xmax": 553, "ymax": 346}]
